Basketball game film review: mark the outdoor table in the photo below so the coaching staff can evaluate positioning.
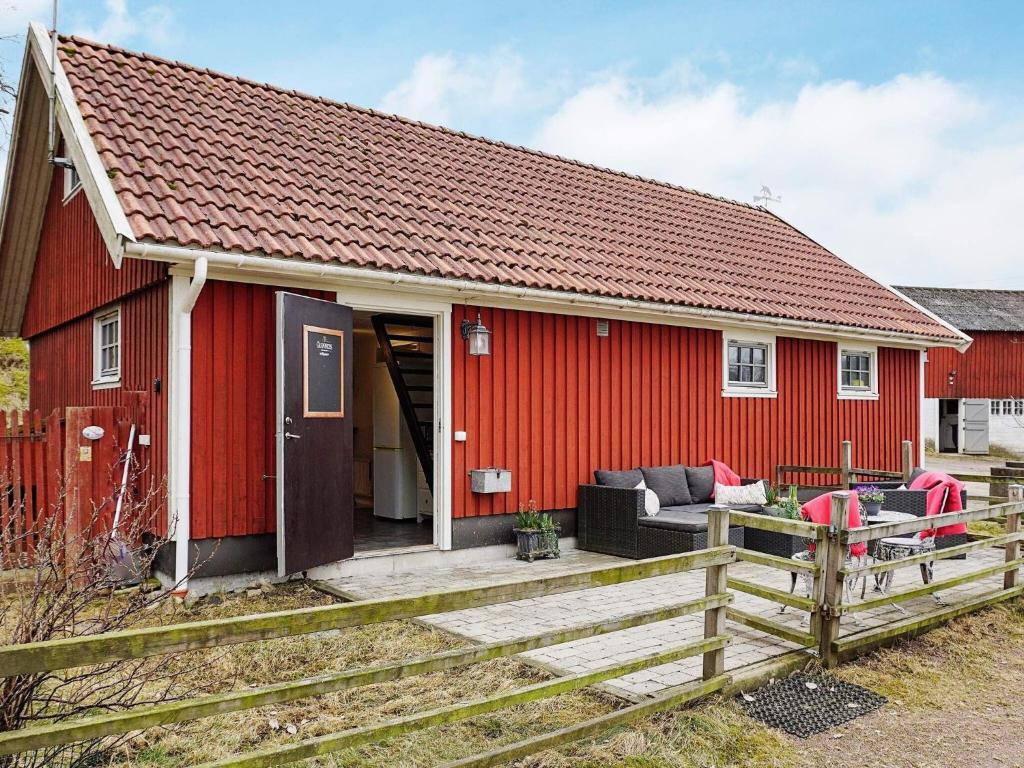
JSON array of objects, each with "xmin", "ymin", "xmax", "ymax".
[{"xmin": 866, "ymin": 510, "xmax": 926, "ymax": 605}]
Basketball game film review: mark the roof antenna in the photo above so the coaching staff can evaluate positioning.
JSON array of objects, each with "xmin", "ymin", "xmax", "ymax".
[
  {"xmin": 753, "ymin": 185, "xmax": 781, "ymax": 211},
  {"xmin": 47, "ymin": 0, "xmax": 73, "ymax": 171}
]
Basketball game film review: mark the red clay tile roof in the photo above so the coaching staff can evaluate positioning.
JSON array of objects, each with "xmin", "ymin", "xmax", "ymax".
[{"xmin": 57, "ymin": 36, "xmax": 958, "ymax": 341}]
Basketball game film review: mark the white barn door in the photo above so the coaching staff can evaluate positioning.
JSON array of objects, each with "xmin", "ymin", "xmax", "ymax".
[{"xmin": 962, "ymin": 399, "xmax": 990, "ymax": 455}]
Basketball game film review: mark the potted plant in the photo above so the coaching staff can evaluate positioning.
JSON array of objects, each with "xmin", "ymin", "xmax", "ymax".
[
  {"xmin": 858, "ymin": 485, "xmax": 886, "ymax": 516},
  {"xmin": 778, "ymin": 484, "xmax": 802, "ymax": 520},
  {"xmin": 762, "ymin": 484, "xmax": 782, "ymax": 516},
  {"xmin": 513, "ymin": 501, "xmax": 561, "ymax": 562},
  {"xmin": 746, "ymin": 485, "xmax": 806, "ymax": 557}
]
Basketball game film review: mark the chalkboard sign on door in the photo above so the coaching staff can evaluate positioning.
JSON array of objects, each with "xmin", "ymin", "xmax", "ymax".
[{"xmin": 303, "ymin": 324, "xmax": 345, "ymax": 417}]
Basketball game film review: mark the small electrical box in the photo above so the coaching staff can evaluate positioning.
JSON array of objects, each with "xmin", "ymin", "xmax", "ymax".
[
  {"xmin": 469, "ymin": 468, "xmax": 512, "ymax": 494},
  {"xmin": 138, "ymin": 434, "xmax": 152, "ymax": 446}
]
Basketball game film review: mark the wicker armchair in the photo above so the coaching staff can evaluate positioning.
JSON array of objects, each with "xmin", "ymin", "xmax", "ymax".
[{"xmin": 852, "ymin": 480, "xmax": 969, "ymax": 557}]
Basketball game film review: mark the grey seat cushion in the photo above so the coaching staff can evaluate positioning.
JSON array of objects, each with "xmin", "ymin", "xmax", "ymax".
[
  {"xmin": 685, "ymin": 465, "xmax": 715, "ymax": 503},
  {"xmin": 639, "ymin": 502, "xmax": 763, "ymax": 533},
  {"xmin": 639, "ymin": 509, "xmax": 709, "ymax": 533},
  {"xmin": 594, "ymin": 468, "xmax": 643, "ymax": 488},
  {"xmin": 640, "ymin": 465, "xmax": 692, "ymax": 506}
]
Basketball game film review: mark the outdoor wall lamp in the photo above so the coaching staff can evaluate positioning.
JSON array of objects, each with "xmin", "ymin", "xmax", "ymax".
[
  {"xmin": 460, "ymin": 312, "xmax": 492, "ymax": 356},
  {"xmin": 948, "ymin": 369, "xmax": 957, "ymax": 386}
]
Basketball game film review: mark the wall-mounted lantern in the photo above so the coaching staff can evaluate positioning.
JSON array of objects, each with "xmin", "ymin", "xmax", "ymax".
[
  {"xmin": 948, "ymin": 369, "xmax": 957, "ymax": 386},
  {"xmin": 460, "ymin": 312, "xmax": 492, "ymax": 356}
]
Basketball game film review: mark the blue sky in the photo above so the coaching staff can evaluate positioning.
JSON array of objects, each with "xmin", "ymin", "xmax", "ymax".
[{"xmin": 2, "ymin": 1, "xmax": 1023, "ymax": 286}]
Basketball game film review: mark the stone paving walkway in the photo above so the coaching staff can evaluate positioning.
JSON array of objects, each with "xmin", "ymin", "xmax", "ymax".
[{"xmin": 322, "ymin": 545, "xmax": 1007, "ymax": 701}]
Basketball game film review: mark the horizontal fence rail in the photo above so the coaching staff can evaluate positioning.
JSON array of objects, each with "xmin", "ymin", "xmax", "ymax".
[
  {"xmin": 0, "ymin": 546, "xmax": 734, "ymax": 677},
  {"xmin": 0, "ymin": 593, "xmax": 731, "ymax": 755},
  {"xmin": 0, "ymin": 509, "xmax": 742, "ymax": 768}
]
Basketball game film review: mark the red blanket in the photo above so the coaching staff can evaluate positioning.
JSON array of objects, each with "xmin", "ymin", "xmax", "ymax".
[
  {"xmin": 705, "ymin": 460, "xmax": 741, "ymax": 499},
  {"xmin": 908, "ymin": 471, "xmax": 968, "ymax": 537},
  {"xmin": 801, "ymin": 492, "xmax": 867, "ymax": 557}
]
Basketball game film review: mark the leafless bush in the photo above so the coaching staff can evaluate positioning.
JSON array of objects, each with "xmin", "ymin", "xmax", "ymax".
[{"xmin": 0, "ymin": 458, "xmax": 224, "ymax": 768}]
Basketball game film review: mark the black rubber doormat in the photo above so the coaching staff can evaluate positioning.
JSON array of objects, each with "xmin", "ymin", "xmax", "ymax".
[{"xmin": 736, "ymin": 672, "xmax": 886, "ymax": 738}]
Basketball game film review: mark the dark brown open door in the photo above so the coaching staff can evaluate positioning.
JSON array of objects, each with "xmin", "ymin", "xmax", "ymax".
[{"xmin": 275, "ymin": 292, "xmax": 354, "ymax": 576}]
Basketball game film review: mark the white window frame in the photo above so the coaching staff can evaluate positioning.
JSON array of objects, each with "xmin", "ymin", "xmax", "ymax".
[
  {"xmin": 838, "ymin": 344, "xmax": 878, "ymax": 400},
  {"xmin": 992, "ymin": 399, "xmax": 1002, "ymax": 416},
  {"xmin": 63, "ymin": 163, "xmax": 82, "ymax": 202},
  {"xmin": 92, "ymin": 306, "xmax": 121, "ymax": 389},
  {"xmin": 722, "ymin": 330, "xmax": 777, "ymax": 398}
]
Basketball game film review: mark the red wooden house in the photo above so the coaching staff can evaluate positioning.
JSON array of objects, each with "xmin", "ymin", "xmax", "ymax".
[
  {"xmin": 896, "ymin": 287, "xmax": 1024, "ymax": 456},
  {"xmin": 0, "ymin": 25, "xmax": 968, "ymax": 590}
]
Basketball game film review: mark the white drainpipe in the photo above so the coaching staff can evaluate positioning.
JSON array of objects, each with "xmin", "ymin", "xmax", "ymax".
[{"xmin": 168, "ymin": 256, "xmax": 207, "ymax": 592}]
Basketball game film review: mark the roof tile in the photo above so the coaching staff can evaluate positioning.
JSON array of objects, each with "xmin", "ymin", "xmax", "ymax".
[{"xmin": 57, "ymin": 36, "xmax": 957, "ymax": 340}]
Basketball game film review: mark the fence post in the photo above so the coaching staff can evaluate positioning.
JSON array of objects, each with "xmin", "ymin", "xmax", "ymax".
[
  {"xmin": 703, "ymin": 505, "xmax": 730, "ymax": 680},
  {"xmin": 1005, "ymin": 485, "xmax": 1023, "ymax": 590},
  {"xmin": 901, "ymin": 440, "xmax": 914, "ymax": 483},
  {"xmin": 840, "ymin": 440, "xmax": 852, "ymax": 489},
  {"xmin": 819, "ymin": 491, "xmax": 850, "ymax": 668}
]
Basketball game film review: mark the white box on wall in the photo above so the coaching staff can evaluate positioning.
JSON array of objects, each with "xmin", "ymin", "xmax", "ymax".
[{"xmin": 470, "ymin": 468, "xmax": 512, "ymax": 494}]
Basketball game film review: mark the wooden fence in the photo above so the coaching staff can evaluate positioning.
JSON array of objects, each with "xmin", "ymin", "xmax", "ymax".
[
  {"xmin": 2, "ymin": 486, "xmax": 1024, "ymax": 764},
  {"xmin": 776, "ymin": 439, "xmax": 915, "ymax": 492},
  {"xmin": 0, "ymin": 518, "xmax": 736, "ymax": 766},
  {"xmin": 0, "ymin": 409, "xmax": 64, "ymax": 568},
  {"xmin": 0, "ymin": 405, "xmax": 148, "ymax": 571}
]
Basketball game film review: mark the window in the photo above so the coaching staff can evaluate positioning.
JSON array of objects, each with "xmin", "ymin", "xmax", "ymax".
[
  {"xmin": 1016, "ymin": 400, "xmax": 1024, "ymax": 417},
  {"xmin": 838, "ymin": 345, "xmax": 878, "ymax": 399},
  {"xmin": 1005, "ymin": 400, "xmax": 1015, "ymax": 416},
  {"xmin": 992, "ymin": 400, "xmax": 1002, "ymax": 416},
  {"xmin": 63, "ymin": 163, "xmax": 82, "ymax": 200},
  {"xmin": 92, "ymin": 307, "xmax": 120, "ymax": 387},
  {"xmin": 722, "ymin": 332, "xmax": 776, "ymax": 397},
  {"xmin": 728, "ymin": 342, "xmax": 769, "ymax": 386}
]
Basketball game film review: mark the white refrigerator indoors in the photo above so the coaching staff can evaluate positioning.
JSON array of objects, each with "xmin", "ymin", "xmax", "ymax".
[{"xmin": 372, "ymin": 363, "xmax": 419, "ymax": 520}]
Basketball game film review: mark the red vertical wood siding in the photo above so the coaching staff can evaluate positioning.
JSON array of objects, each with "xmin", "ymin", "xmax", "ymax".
[
  {"xmin": 189, "ymin": 281, "xmax": 331, "ymax": 539},
  {"xmin": 20, "ymin": 172, "xmax": 165, "ymax": 338},
  {"xmin": 924, "ymin": 331, "xmax": 1024, "ymax": 399},
  {"xmin": 27, "ymin": 282, "xmax": 169, "ymax": 531},
  {"xmin": 22, "ymin": 170, "xmax": 169, "ymax": 533},
  {"xmin": 452, "ymin": 306, "xmax": 920, "ymax": 518}
]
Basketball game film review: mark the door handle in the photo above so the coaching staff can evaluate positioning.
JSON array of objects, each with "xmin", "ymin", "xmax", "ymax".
[{"xmin": 285, "ymin": 432, "xmax": 302, "ymax": 440}]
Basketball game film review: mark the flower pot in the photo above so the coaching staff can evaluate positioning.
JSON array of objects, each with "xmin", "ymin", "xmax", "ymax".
[
  {"xmin": 863, "ymin": 501, "xmax": 883, "ymax": 515},
  {"xmin": 514, "ymin": 526, "xmax": 561, "ymax": 562},
  {"xmin": 762, "ymin": 505, "xmax": 784, "ymax": 517}
]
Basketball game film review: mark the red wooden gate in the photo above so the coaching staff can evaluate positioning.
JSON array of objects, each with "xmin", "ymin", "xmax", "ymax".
[{"xmin": 0, "ymin": 405, "xmax": 151, "ymax": 570}]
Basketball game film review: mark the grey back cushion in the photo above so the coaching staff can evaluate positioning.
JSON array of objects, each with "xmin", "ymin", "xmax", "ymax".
[
  {"xmin": 640, "ymin": 465, "xmax": 692, "ymax": 507},
  {"xmin": 685, "ymin": 465, "xmax": 715, "ymax": 504},
  {"xmin": 594, "ymin": 468, "xmax": 643, "ymax": 488}
]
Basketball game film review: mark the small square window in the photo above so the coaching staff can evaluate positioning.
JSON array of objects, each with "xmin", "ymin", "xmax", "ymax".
[
  {"xmin": 727, "ymin": 341, "xmax": 769, "ymax": 388},
  {"xmin": 93, "ymin": 307, "xmax": 120, "ymax": 387},
  {"xmin": 1015, "ymin": 400, "xmax": 1024, "ymax": 417},
  {"xmin": 992, "ymin": 400, "xmax": 1002, "ymax": 416},
  {"xmin": 839, "ymin": 347, "xmax": 877, "ymax": 397}
]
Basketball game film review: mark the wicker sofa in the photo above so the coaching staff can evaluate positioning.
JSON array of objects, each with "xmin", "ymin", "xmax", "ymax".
[{"xmin": 577, "ymin": 464, "xmax": 754, "ymax": 559}]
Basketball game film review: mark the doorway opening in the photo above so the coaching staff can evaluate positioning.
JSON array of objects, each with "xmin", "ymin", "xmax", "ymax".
[
  {"xmin": 938, "ymin": 398, "xmax": 959, "ymax": 453},
  {"xmin": 351, "ymin": 311, "xmax": 436, "ymax": 552}
]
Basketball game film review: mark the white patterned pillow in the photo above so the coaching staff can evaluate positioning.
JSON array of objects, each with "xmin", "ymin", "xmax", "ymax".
[
  {"xmin": 714, "ymin": 481, "xmax": 767, "ymax": 506},
  {"xmin": 634, "ymin": 480, "xmax": 660, "ymax": 517}
]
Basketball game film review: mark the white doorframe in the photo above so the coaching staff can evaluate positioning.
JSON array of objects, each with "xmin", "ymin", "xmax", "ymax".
[{"xmin": 335, "ymin": 287, "xmax": 453, "ymax": 551}]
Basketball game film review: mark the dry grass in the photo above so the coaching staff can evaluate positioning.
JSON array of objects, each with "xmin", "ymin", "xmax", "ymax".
[{"xmin": 14, "ymin": 583, "xmax": 1024, "ymax": 767}]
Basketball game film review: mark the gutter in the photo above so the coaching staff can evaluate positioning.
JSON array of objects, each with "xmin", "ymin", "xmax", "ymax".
[{"xmin": 124, "ymin": 241, "xmax": 968, "ymax": 350}]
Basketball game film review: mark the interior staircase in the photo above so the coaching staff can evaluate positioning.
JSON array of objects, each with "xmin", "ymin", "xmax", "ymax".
[{"xmin": 371, "ymin": 314, "xmax": 434, "ymax": 493}]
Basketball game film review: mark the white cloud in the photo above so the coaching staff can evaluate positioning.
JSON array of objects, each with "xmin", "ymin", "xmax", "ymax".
[
  {"xmin": 530, "ymin": 70, "xmax": 1024, "ymax": 287},
  {"xmin": 380, "ymin": 48, "xmax": 537, "ymax": 128},
  {"xmin": 0, "ymin": 0, "xmax": 49, "ymax": 37},
  {"xmin": 71, "ymin": 0, "xmax": 176, "ymax": 47}
]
